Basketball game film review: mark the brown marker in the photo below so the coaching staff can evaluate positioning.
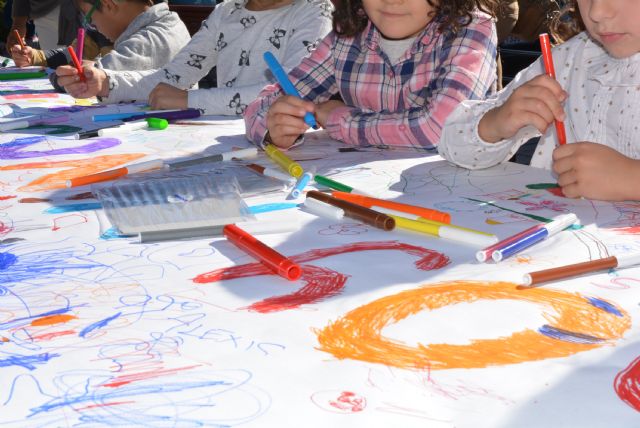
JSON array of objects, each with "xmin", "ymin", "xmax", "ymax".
[{"xmin": 306, "ymin": 190, "xmax": 395, "ymax": 231}]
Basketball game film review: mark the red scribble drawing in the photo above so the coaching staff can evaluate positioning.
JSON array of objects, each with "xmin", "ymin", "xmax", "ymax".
[
  {"xmin": 0, "ymin": 195, "xmax": 16, "ymax": 201},
  {"xmin": 3, "ymin": 93, "xmax": 60, "ymax": 99},
  {"xmin": 517, "ymin": 199, "xmax": 568, "ymax": 212},
  {"xmin": 75, "ymin": 401, "xmax": 136, "ymax": 412},
  {"xmin": 330, "ymin": 391, "xmax": 366, "ymax": 412},
  {"xmin": 614, "ymin": 355, "xmax": 640, "ymax": 411},
  {"xmin": 311, "ymin": 390, "xmax": 367, "ymax": 413},
  {"xmin": 194, "ymin": 241, "xmax": 450, "ymax": 313},
  {"xmin": 103, "ymin": 365, "xmax": 201, "ymax": 388},
  {"xmin": 0, "ymin": 220, "xmax": 13, "ymax": 237},
  {"xmin": 31, "ymin": 330, "xmax": 76, "ymax": 341},
  {"xmin": 52, "ymin": 214, "xmax": 88, "ymax": 231}
]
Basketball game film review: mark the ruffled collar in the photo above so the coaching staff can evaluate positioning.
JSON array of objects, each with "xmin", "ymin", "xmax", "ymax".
[{"xmin": 585, "ymin": 34, "xmax": 640, "ymax": 86}]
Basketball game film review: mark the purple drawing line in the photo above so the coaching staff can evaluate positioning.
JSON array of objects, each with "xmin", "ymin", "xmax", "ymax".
[{"xmin": 0, "ymin": 136, "xmax": 120, "ymax": 160}]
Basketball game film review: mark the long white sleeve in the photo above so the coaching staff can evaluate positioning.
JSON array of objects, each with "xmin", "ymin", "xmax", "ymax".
[{"xmin": 102, "ymin": 0, "xmax": 334, "ymax": 115}]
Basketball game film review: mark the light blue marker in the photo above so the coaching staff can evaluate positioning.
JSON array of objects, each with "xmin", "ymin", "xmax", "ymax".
[
  {"xmin": 263, "ymin": 51, "xmax": 317, "ymax": 129},
  {"xmin": 248, "ymin": 202, "xmax": 299, "ymax": 215},
  {"xmin": 289, "ymin": 171, "xmax": 313, "ymax": 199}
]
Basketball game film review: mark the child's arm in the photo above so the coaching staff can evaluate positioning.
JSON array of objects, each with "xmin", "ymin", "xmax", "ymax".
[
  {"xmin": 174, "ymin": 0, "xmax": 332, "ymax": 117},
  {"xmin": 97, "ymin": 12, "xmax": 218, "ymax": 105},
  {"xmin": 56, "ymin": 64, "xmax": 109, "ymax": 99},
  {"xmin": 439, "ymin": 57, "xmax": 563, "ymax": 169},
  {"xmin": 244, "ymin": 33, "xmax": 339, "ymax": 146},
  {"xmin": 553, "ymin": 143, "xmax": 640, "ymax": 201},
  {"xmin": 321, "ymin": 14, "xmax": 497, "ymax": 149}
]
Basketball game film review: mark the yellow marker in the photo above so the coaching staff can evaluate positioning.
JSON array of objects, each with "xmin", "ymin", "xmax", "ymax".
[
  {"xmin": 264, "ymin": 144, "xmax": 303, "ymax": 178},
  {"xmin": 391, "ymin": 215, "xmax": 498, "ymax": 247}
]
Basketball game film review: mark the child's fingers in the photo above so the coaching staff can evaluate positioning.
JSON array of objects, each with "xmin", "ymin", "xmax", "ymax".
[
  {"xmin": 529, "ymin": 74, "xmax": 567, "ymax": 100},
  {"xmin": 552, "ymin": 153, "xmax": 575, "ymax": 176},
  {"xmin": 56, "ymin": 65, "xmax": 78, "ymax": 78},
  {"xmin": 556, "ymin": 169, "xmax": 577, "ymax": 188},
  {"xmin": 65, "ymin": 82, "xmax": 89, "ymax": 98}
]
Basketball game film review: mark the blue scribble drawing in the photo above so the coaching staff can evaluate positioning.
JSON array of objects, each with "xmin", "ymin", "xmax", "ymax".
[
  {"xmin": 2, "ymin": 369, "xmax": 272, "ymax": 427},
  {"xmin": 0, "ymin": 353, "xmax": 59, "ymax": 370},
  {"xmin": 79, "ymin": 312, "xmax": 122, "ymax": 338}
]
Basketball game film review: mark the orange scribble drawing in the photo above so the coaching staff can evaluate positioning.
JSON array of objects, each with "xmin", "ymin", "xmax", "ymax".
[
  {"xmin": 0, "ymin": 154, "xmax": 145, "ymax": 192},
  {"xmin": 30, "ymin": 314, "xmax": 77, "ymax": 326},
  {"xmin": 316, "ymin": 281, "xmax": 629, "ymax": 370}
]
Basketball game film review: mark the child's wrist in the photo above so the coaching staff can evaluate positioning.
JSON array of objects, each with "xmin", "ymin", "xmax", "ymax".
[
  {"xmin": 478, "ymin": 108, "xmax": 503, "ymax": 143},
  {"xmin": 97, "ymin": 71, "xmax": 110, "ymax": 97}
]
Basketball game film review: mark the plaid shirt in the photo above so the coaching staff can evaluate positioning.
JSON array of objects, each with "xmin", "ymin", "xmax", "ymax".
[{"xmin": 244, "ymin": 11, "xmax": 497, "ymax": 149}]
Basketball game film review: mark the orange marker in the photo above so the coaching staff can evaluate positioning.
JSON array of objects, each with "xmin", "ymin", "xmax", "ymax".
[
  {"xmin": 331, "ymin": 191, "xmax": 451, "ymax": 223},
  {"xmin": 13, "ymin": 29, "xmax": 25, "ymax": 49},
  {"xmin": 67, "ymin": 45, "xmax": 86, "ymax": 82},
  {"xmin": 1, "ymin": 336, "xmax": 9, "ymax": 342},
  {"xmin": 66, "ymin": 159, "xmax": 164, "ymax": 187},
  {"xmin": 539, "ymin": 33, "xmax": 567, "ymax": 145}
]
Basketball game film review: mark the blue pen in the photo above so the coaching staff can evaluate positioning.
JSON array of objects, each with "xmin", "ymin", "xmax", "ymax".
[
  {"xmin": 263, "ymin": 51, "xmax": 317, "ymax": 129},
  {"xmin": 492, "ymin": 213, "xmax": 578, "ymax": 262},
  {"xmin": 289, "ymin": 171, "xmax": 313, "ymax": 199}
]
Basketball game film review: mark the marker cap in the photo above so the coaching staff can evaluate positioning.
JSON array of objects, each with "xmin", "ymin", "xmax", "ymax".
[{"xmin": 146, "ymin": 117, "xmax": 168, "ymax": 130}]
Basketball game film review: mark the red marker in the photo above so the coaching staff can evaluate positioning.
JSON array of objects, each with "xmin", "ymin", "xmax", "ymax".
[
  {"xmin": 539, "ymin": 33, "xmax": 567, "ymax": 145},
  {"xmin": 13, "ymin": 29, "xmax": 25, "ymax": 49},
  {"xmin": 223, "ymin": 224, "xmax": 302, "ymax": 281},
  {"xmin": 67, "ymin": 45, "xmax": 86, "ymax": 82}
]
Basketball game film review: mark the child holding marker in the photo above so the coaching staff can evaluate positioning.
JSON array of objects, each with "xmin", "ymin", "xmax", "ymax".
[
  {"xmin": 244, "ymin": 0, "xmax": 500, "ymax": 149},
  {"xmin": 53, "ymin": 0, "xmax": 190, "ymax": 91},
  {"xmin": 57, "ymin": 0, "xmax": 334, "ymax": 116},
  {"xmin": 11, "ymin": 26, "xmax": 112, "ymax": 69},
  {"xmin": 439, "ymin": 0, "xmax": 640, "ymax": 201}
]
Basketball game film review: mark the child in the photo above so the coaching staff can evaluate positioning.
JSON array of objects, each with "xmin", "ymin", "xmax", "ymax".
[
  {"xmin": 438, "ymin": 0, "xmax": 640, "ymax": 201},
  {"xmin": 56, "ymin": 0, "xmax": 334, "ymax": 116},
  {"xmin": 44, "ymin": 0, "xmax": 190, "ymax": 90},
  {"xmin": 244, "ymin": 0, "xmax": 500, "ymax": 149}
]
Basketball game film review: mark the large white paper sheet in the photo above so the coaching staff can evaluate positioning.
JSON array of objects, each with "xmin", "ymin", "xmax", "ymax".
[{"xmin": 0, "ymin": 79, "xmax": 639, "ymax": 427}]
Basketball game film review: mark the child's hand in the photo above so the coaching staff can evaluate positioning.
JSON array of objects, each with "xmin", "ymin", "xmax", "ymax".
[
  {"xmin": 148, "ymin": 83, "xmax": 188, "ymax": 110},
  {"xmin": 9, "ymin": 44, "xmax": 33, "ymax": 67},
  {"xmin": 479, "ymin": 75, "xmax": 567, "ymax": 143},
  {"xmin": 56, "ymin": 64, "xmax": 108, "ymax": 99},
  {"xmin": 553, "ymin": 142, "xmax": 640, "ymax": 201},
  {"xmin": 265, "ymin": 95, "xmax": 315, "ymax": 148},
  {"xmin": 315, "ymin": 100, "xmax": 346, "ymax": 127}
]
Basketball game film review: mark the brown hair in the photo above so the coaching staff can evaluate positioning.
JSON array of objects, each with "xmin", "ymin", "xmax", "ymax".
[
  {"xmin": 550, "ymin": 0, "xmax": 585, "ymax": 43},
  {"xmin": 333, "ymin": 0, "xmax": 501, "ymax": 38}
]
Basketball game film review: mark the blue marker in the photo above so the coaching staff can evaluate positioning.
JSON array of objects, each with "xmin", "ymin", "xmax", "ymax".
[
  {"xmin": 289, "ymin": 171, "xmax": 313, "ymax": 199},
  {"xmin": 492, "ymin": 213, "xmax": 578, "ymax": 262},
  {"xmin": 263, "ymin": 51, "xmax": 317, "ymax": 129}
]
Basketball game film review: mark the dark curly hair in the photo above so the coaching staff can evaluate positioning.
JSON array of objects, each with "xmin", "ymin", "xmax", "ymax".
[
  {"xmin": 549, "ymin": 0, "xmax": 585, "ymax": 43},
  {"xmin": 333, "ymin": 0, "xmax": 501, "ymax": 38}
]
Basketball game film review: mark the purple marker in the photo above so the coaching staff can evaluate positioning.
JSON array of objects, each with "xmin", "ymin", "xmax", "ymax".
[{"xmin": 123, "ymin": 108, "xmax": 201, "ymax": 123}]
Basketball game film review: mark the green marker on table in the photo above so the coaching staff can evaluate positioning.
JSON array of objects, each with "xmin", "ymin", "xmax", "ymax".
[
  {"xmin": 0, "ymin": 71, "xmax": 47, "ymax": 80},
  {"xmin": 314, "ymin": 174, "xmax": 372, "ymax": 196}
]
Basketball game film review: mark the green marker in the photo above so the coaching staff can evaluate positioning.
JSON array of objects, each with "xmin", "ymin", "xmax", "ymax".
[
  {"xmin": 314, "ymin": 174, "xmax": 371, "ymax": 196},
  {"xmin": 146, "ymin": 117, "xmax": 168, "ymax": 130},
  {"xmin": 0, "ymin": 71, "xmax": 47, "ymax": 80},
  {"xmin": 0, "ymin": 58, "xmax": 10, "ymax": 67}
]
